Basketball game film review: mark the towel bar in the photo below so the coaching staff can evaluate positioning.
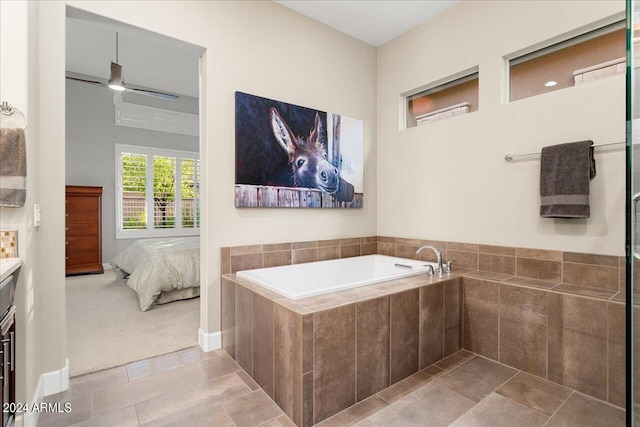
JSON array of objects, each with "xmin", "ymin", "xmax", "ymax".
[{"xmin": 505, "ymin": 141, "xmax": 625, "ymax": 161}]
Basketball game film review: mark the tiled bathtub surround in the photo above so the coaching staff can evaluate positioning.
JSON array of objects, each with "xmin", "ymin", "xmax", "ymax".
[
  {"xmin": 221, "ymin": 236, "xmax": 626, "ymax": 424},
  {"xmin": 221, "ymin": 273, "xmax": 462, "ymax": 426},
  {"xmin": 221, "ymin": 237, "xmax": 377, "ymax": 275}
]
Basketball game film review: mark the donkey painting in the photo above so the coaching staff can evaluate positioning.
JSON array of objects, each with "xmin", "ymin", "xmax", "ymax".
[
  {"xmin": 235, "ymin": 91, "xmax": 360, "ymax": 207},
  {"xmin": 270, "ymin": 107, "xmax": 341, "ymax": 195}
]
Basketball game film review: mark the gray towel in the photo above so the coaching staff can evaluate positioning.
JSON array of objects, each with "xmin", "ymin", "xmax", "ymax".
[
  {"xmin": 0, "ymin": 128, "xmax": 27, "ymax": 207},
  {"xmin": 540, "ymin": 140, "xmax": 595, "ymax": 218}
]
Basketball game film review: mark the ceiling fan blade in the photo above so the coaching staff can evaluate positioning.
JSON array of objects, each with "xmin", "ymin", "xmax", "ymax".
[
  {"xmin": 126, "ymin": 87, "xmax": 179, "ymax": 101},
  {"xmin": 66, "ymin": 76, "xmax": 104, "ymax": 86}
]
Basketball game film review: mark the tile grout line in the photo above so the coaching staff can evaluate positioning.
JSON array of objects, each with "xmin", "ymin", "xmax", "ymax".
[{"xmin": 542, "ymin": 391, "xmax": 574, "ymax": 427}]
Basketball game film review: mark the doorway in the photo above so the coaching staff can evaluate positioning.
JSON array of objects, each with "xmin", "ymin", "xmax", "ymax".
[{"xmin": 64, "ymin": 7, "xmax": 206, "ymax": 376}]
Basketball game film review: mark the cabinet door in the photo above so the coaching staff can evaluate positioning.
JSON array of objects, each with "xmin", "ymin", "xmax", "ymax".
[{"xmin": 1, "ymin": 309, "xmax": 15, "ymax": 427}]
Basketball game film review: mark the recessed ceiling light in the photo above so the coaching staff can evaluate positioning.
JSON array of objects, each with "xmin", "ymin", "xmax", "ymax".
[{"xmin": 544, "ymin": 80, "xmax": 558, "ymax": 87}]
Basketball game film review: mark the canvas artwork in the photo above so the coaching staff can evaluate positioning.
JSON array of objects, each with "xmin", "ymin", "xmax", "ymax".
[{"xmin": 235, "ymin": 91, "xmax": 363, "ymax": 208}]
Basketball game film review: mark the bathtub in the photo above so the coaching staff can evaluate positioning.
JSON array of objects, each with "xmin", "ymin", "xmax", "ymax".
[{"xmin": 236, "ymin": 254, "xmax": 437, "ymax": 300}]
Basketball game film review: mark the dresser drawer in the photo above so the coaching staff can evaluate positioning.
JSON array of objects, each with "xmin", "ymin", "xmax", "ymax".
[
  {"xmin": 66, "ymin": 223, "xmax": 99, "ymax": 236},
  {"xmin": 66, "ymin": 196, "xmax": 99, "ymax": 211},
  {"xmin": 65, "ymin": 235, "xmax": 99, "ymax": 251},
  {"xmin": 66, "ymin": 250, "xmax": 100, "ymax": 266},
  {"xmin": 66, "ymin": 210, "xmax": 99, "ymax": 224}
]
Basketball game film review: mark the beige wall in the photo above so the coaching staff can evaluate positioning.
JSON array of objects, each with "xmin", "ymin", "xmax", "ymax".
[
  {"xmin": 0, "ymin": 0, "xmax": 42, "ymax": 403},
  {"xmin": 377, "ymin": 0, "xmax": 625, "ymax": 256}
]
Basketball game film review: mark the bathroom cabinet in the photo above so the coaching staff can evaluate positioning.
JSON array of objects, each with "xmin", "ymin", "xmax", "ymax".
[
  {"xmin": 0, "ymin": 306, "xmax": 15, "ymax": 427},
  {"xmin": 65, "ymin": 186, "xmax": 103, "ymax": 276}
]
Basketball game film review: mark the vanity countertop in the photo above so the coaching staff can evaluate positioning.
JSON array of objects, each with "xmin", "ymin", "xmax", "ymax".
[{"xmin": 0, "ymin": 258, "xmax": 22, "ymax": 282}]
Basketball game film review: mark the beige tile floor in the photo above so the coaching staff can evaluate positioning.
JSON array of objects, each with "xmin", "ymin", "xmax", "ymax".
[{"xmin": 38, "ymin": 347, "xmax": 625, "ymax": 427}]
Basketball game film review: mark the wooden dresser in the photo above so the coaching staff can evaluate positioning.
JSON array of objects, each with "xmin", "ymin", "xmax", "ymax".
[{"xmin": 65, "ymin": 185, "xmax": 103, "ymax": 276}]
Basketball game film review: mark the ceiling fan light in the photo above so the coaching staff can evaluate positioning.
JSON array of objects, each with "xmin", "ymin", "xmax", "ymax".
[
  {"xmin": 108, "ymin": 81, "xmax": 126, "ymax": 91},
  {"xmin": 108, "ymin": 62, "xmax": 126, "ymax": 91}
]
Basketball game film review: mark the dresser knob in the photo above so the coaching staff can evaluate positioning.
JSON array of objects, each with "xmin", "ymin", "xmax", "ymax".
[
  {"xmin": 65, "ymin": 242, "xmax": 68, "ymax": 245},
  {"xmin": 65, "ymin": 257, "xmax": 68, "ymax": 260},
  {"xmin": 65, "ymin": 227, "xmax": 68, "ymax": 231}
]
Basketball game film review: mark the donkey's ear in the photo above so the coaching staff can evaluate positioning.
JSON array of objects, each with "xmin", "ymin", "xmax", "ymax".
[
  {"xmin": 309, "ymin": 112, "xmax": 323, "ymax": 146},
  {"xmin": 270, "ymin": 107, "xmax": 297, "ymax": 158}
]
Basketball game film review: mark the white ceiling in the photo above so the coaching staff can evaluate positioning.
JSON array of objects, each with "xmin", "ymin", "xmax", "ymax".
[
  {"xmin": 275, "ymin": 0, "xmax": 459, "ymax": 47},
  {"xmin": 66, "ymin": 9, "xmax": 204, "ymax": 99},
  {"xmin": 66, "ymin": 1, "xmax": 457, "ymax": 99}
]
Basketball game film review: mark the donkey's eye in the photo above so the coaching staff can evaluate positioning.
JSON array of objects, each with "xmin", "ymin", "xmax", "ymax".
[
  {"xmin": 297, "ymin": 159, "xmax": 305, "ymax": 168},
  {"xmin": 323, "ymin": 152, "xmax": 327, "ymax": 158}
]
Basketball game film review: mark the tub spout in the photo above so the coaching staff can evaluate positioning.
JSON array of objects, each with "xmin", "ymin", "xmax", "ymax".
[{"xmin": 416, "ymin": 245, "xmax": 443, "ymax": 275}]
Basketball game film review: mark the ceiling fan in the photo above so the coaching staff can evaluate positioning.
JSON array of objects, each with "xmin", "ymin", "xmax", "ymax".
[{"xmin": 66, "ymin": 32, "xmax": 179, "ymax": 102}]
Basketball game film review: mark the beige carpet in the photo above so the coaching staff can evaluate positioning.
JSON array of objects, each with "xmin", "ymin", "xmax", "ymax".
[{"xmin": 66, "ymin": 270, "xmax": 200, "ymax": 377}]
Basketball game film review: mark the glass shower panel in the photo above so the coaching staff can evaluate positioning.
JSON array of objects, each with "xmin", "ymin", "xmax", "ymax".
[{"xmin": 630, "ymin": 0, "xmax": 639, "ymax": 424}]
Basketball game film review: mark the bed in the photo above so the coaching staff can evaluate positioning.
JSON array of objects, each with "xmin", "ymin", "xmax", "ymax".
[{"xmin": 111, "ymin": 237, "xmax": 200, "ymax": 311}]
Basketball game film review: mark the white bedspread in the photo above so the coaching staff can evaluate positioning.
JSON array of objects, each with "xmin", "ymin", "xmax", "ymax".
[{"xmin": 111, "ymin": 237, "xmax": 200, "ymax": 311}]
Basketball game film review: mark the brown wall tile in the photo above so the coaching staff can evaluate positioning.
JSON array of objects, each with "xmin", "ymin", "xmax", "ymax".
[
  {"xmin": 444, "ymin": 279, "xmax": 462, "ymax": 356},
  {"xmin": 377, "ymin": 236, "xmax": 396, "ymax": 243},
  {"xmin": 396, "ymin": 238, "xmax": 421, "ymax": 246},
  {"xmin": 446, "ymin": 249, "xmax": 479, "ymax": 271},
  {"xmin": 547, "ymin": 293, "xmax": 608, "ymax": 400},
  {"xmin": 302, "ymin": 315, "xmax": 313, "ymax": 374},
  {"xmin": 318, "ymin": 239, "xmax": 341, "ymax": 247},
  {"xmin": 558, "ymin": 293, "xmax": 608, "ymax": 338},
  {"xmin": 516, "ymin": 257, "xmax": 561, "ymax": 282},
  {"xmin": 263, "ymin": 251, "xmax": 292, "ymax": 268},
  {"xmin": 230, "ymin": 244, "xmax": 263, "ymax": 256},
  {"xmin": 377, "ymin": 242, "xmax": 396, "ymax": 257},
  {"xmin": 221, "ymin": 278, "xmax": 236, "ymax": 359},
  {"xmin": 313, "ymin": 305, "xmax": 356, "ymax": 424},
  {"xmin": 396, "ymin": 244, "xmax": 419, "ymax": 260},
  {"xmin": 274, "ymin": 305, "xmax": 302, "ymax": 425},
  {"xmin": 478, "ymin": 253, "xmax": 516, "ymax": 275},
  {"xmin": 292, "ymin": 241, "xmax": 318, "ymax": 250},
  {"xmin": 479, "ymin": 245, "xmax": 517, "ymax": 256},
  {"xmin": 419, "ymin": 240, "xmax": 447, "ymax": 250},
  {"xmin": 361, "ymin": 236, "xmax": 377, "ymax": 243},
  {"xmin": 608, "ymin": 302, "xmax": 625, "ymax": 407},
  {"xmin": 463, "ymin": 278, "xmax": 499, "ymax": 359},
  {"xmin": 563, "ymin": 252, "xmax": 618, "ymax": 267},
  {"xmin": 341, "ymin": 238, "xmax": 361, "ymax": 246},
  {"xmin": 499, "ymin": 285, "xmax": 547, "ymax": 377},
  {"xmin": 419, "ymin": 283, "xmax": 444, "ymax": 368},
  {"xmin": 303, "ymin": 372, "xmax": 314, "ymax": 427},
  {"xmin": 264, "ymin": 242, "xmax": 292, "ymax": 252},
  {"xmin": 236, "ymin": 285, "xmax": 253, "ymax": 375},
  {"xmin": 516, "ymin": 248, "xmax": 562, "ymax": 261},
  {"xmin": 447, "ymin": 242, "xmax": 479, "ymax": 252},
  {"xmin": 361, "ymin": 242, "xmax": 377, "ymax": 256},
  {"xmin": 221, "ymin": 247, "xmax": 231, "ymax": 275},
  {"xmin": 390, "ymin": 289, "xmax": 419, "ymax": 384},
  {"xmin": 293, "ymin": 248, "xmax": 318, "ymax": 264},
  {"xmin": 318, "ymin": 246, "xmax": 340, "ymax": 261},
  {"xmin": 231, "ymin": 253, "xmax": 263, "ymax": 273},
  {"xmin": 253, "ymin": 295, "xmax": 274, "ymax": 397},
  {"xmin": 562, "ymin": 262, "xmax": 619, "ymax": 291},
  {"xmin": 341, "ymin": 244, "xmax": 361, "ymax": 258},
  {"xmin": 356, "ymin": 297, "xmax": 390, "ymax": 401}
]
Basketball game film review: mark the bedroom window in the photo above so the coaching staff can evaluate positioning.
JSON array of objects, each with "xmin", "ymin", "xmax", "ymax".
[{"xmin": 116, "ymin": 144, "xmax": 200, "ymax": 238}]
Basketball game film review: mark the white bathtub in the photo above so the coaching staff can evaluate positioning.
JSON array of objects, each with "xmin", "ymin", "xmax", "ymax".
[{"xmin": 236, "ymin": 254, "xmax": 437, "ymax": 300}]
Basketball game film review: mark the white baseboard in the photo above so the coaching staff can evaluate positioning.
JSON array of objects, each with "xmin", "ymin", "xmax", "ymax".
[
  {"xmin": 102, "ymin": 263, "xmax": 112, "ymax": 270},
  {"xmin": 22, "ymin": 358, "xmax": 69, "ymax": 427},
  {"xmin": 42, "ymin": 357, "xmax": 70, "ymax": 396},
  {"xmin": 198, "ymin": 328, "xmax": 221, "ymax": 352}
]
